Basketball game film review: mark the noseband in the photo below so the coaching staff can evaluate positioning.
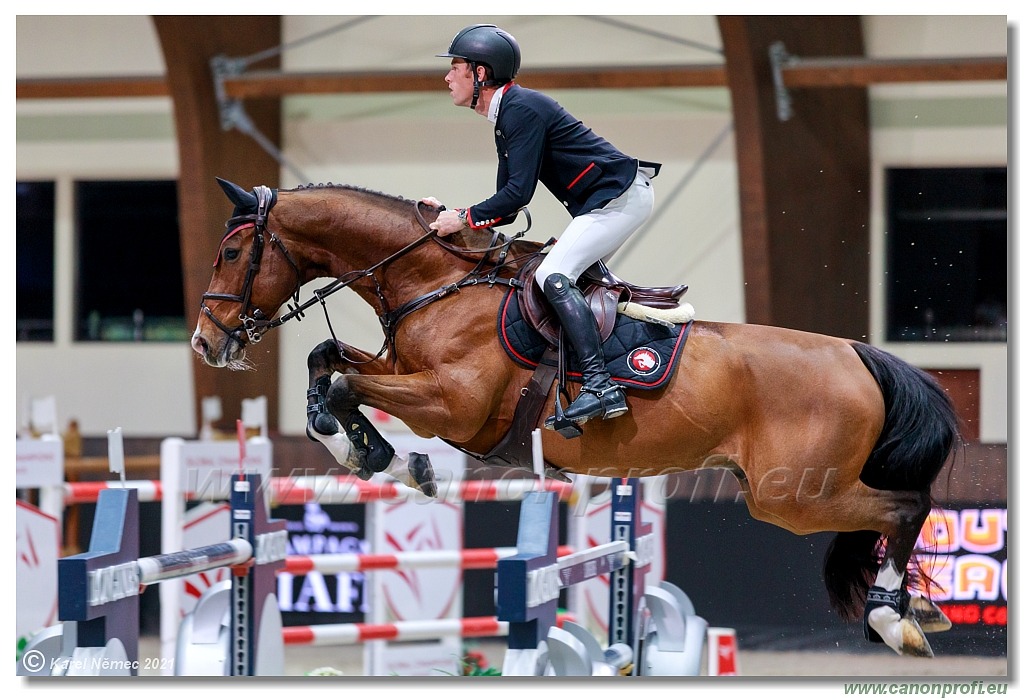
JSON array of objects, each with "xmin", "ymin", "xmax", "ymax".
[{"xmin": 201, "ymin": 185, "xmax": 302, "ymax": 345}]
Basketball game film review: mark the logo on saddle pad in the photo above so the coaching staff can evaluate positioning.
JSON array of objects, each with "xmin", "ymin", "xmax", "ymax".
[{"xmin": 627, "ymin": 347, "xmax": 662, "ymax": 376}]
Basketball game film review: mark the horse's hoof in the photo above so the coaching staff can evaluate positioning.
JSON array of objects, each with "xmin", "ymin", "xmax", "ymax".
[
  {"xmin": 409, "ymin": 452, "xmax": 437, "ymax": 498},
  {"xmin": 306, "ymin": 412, "xmax": 339, "ymax": 441},
  {"xmin": 544, "ymin": 465, "xmax": 573, "ymax": 483},
  {"xmin": 909, "ymin": 596, "xmax": 952, "ymax": 633},
  {"xmin": 900, "ymin": 617, "xmax": 934, "ymax": 658},
  {"xmin": 867, "ymin": 606, "xmax": 934, "ymax": 657}
]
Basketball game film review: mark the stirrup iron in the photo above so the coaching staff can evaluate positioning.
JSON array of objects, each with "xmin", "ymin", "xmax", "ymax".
[{"xmin": 545, "ymin": 389, "xmax": 584, "ymax": 439}]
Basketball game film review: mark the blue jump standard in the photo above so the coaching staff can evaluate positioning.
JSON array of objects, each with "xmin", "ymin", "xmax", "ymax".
[
  {"xmin": 58, "ymin": 487, "xmax": 141, "ymax": 668},
  {"xmin": 497, "ymin": 477, "xmax": 650, "ymax": 651},
  {"xmin": 56, "ymin": 472, "xmax": 284, "ymax": 676}
]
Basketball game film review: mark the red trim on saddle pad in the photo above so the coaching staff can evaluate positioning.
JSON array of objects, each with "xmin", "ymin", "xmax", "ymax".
[{"xmin": 498, "ymin": 288, "xmax": 692, "ymax": 391}]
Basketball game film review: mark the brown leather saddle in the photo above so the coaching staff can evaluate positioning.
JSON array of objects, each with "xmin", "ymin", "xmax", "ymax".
[
  {"xmin": 477, "ymin": 253, "xmax": 689, "ymax": 478},
  {"xmin": 516, "ymin": 255, "xmax": 689, "ymax": 347}
]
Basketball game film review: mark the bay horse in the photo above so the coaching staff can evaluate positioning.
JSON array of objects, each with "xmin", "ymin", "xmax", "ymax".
[{"xmin": 191, "ymin": 178, "xmax": 960, "ymax": 658}]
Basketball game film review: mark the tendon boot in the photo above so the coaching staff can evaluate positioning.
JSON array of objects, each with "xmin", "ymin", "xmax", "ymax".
[{"xmin": 542, "ymin": 273, "xmax": 628, "ymax": 429}]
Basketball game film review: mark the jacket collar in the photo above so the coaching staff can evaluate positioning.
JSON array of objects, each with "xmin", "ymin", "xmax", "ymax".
[{"xmin": 488, "ymin": 82, "xmax": 515, "ymax": 124}]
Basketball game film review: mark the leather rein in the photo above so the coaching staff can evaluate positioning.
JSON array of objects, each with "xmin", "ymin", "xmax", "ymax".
[{"xmin": 201, "ymin": 187, "xmax": 536, "ymax": 364}]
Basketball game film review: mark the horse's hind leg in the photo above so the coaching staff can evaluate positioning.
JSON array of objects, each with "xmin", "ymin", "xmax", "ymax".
[
  {"xmin": 864, "ymin": 489, "xmax": 948, "ymax": 657},
  {"xmin": 305, "ymin": 340, "xmax": 437, "ymax": 497}
]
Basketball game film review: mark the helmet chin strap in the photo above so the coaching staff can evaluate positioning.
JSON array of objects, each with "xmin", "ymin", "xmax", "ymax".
[
  {"xmin": 470, "ymin": 62, "xmax": 481, "ymax": 110},
  {"xmin": 468, "ymin": 63, "xmax": 504, "ymax": 110}
]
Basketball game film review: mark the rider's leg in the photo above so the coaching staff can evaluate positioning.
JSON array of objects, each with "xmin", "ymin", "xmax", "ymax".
[
  {"xmin": 543, "ymin": 272, "xmax": 627, "ymax": 424},
  {"xmin": 536, "ymin": 169, "xmax": 655, "ymax": 285},
  {"xmin": 536, "ymin": 169, "xmax": 654, "ymax": 426}
]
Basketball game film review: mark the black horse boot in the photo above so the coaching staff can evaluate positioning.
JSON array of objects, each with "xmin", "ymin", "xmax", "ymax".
[{"xmin": 542, "ymin": 273, "xmax": 628, "ymax": 427}]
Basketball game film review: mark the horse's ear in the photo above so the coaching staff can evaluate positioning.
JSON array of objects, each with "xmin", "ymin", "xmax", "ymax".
[{"xmin": 216, "ymin": 177, "xmax": 258, "ymax": 212}]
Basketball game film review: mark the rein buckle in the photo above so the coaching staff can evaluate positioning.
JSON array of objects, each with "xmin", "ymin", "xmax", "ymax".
[{"xmin": 241, "ymin": 315, "xmax": 263, "ymax": 344}]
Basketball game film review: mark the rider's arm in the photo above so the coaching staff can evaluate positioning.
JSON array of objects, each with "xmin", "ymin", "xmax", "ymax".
[{"xmin": 463, "ymin": 100, "xmax": 543, "ymax": 229}]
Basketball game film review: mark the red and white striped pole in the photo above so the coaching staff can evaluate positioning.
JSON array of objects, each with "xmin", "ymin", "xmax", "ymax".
[
  {"xmin": 283, "ymin": 616, "xmax": 507, "ymax": 647},
  {"xmin": 65, "ymin": 480, "xmax": 163, "ymax": 504},
  {"xmin": 283, "ymin": 612, "xmax": 576, "ymax": 647},
  {"xmin": 269, "ymin": 476, "xmax": 575, "ymax": 505},
  {"xmin": 282, "ymin": 545, "xmax": 573, "ymax": 575},
  {"xmin": 63, "ymin": 477, "xmax": 575, "ymax": 505}
]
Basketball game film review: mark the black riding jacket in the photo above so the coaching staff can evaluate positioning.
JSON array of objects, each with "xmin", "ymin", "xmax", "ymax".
[{"xmin": 465, "ymin": 83, "xmax": 651, "ymax": 229}]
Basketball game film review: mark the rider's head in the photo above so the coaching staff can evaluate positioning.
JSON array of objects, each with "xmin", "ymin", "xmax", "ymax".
[{"xmin": 438, "ymin": 24, "xmax": 521, "ymax": 109}]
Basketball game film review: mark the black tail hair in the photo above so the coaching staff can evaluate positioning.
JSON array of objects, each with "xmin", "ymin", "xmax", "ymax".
[
  {"xmin": 823, "ymin": 342, "xmax": 960, "ymax": 620},
  {"xmin": 824, "ymin": 531, "xmax": 883, "ymax": 621},
  {"xmin": 850, "ymin": 342, "xmax": 959, "ymax": 491}
]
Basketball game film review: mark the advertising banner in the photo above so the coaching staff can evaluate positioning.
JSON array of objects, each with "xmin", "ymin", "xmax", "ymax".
[{"xmin": 916, "ymin": 507, "xmax": 1007, "ymax": 628}]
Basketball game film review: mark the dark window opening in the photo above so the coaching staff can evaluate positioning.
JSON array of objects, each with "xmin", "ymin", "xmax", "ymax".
[
  {"xmin": 886, "ymin": 167, "xmax": 1007, "ymax": 342},
  {"xmin": 75, "ymin": 180, "xmax": 187, "ymax": 342},
  {"xmin": 17, "ymin": 181, "xmax": 56, "ymax": 342}
]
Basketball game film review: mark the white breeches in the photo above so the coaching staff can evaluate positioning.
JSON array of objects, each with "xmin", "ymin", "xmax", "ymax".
[{"xmin": 535, "ymin": 168, "xmax": 655, "ymax": 289}]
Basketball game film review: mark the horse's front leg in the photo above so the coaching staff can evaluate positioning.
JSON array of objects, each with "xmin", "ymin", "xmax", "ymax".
[
  {"xmin": 305, "ymin": 339, "xmax": 437, "ymax": 497},
  {"xmin": 305, "ymin": 339, "xmax": 389, "ymax": 439}
]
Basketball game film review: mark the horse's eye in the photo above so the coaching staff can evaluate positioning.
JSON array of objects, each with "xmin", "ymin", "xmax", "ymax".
[{"xmin": 223, "ymin": 248, "xmax": 241, "ymax": 262}]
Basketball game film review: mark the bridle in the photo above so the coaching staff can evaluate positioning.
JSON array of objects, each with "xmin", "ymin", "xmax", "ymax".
[
  {"xmin": 201, "ymin": 186, "xmax": 537, "ymax": 362},
  {"xmin": 200, "ymin": 186, "xmax": 303, "ymax": 345}
]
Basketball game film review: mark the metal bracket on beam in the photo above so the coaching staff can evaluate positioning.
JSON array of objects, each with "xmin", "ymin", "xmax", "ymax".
[
  {"xmin": 210, "ymin": 53, "xmax": 309, "ymax": 184},
  {"xmin": 211, "ymin": 54, "xmax": 249, "ymax": 131},
  {"xmin": 769, "ymin": 41, "xmax": 794, "ymax": 122}
]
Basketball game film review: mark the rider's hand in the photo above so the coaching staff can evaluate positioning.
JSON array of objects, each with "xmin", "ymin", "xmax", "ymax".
[
  {"xmin": 419, "ymin": 196, "xmax": 444, "ymax": 209},
  {"xmin": 429, "ymin": 209, "xmax": 467, "ymax": 237}
]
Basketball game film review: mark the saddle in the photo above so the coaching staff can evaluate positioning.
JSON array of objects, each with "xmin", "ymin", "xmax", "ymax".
[
  {"xmin": 477, "ymin": 252, "xmax": 691, "ymax": 478},
  {"xmin": 517, "ymin": 255, "xmax": 689, "ymax": 347}
]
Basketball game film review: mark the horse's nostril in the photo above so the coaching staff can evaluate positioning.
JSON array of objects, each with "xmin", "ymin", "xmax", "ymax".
[{"xmin": 191, "ymin": 335, "xmax": 208, "ymax": 355}]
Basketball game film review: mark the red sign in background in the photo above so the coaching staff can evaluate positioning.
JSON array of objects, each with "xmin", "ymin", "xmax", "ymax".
[{"xmin": 916, "ymin": 508, "xmax": 1007, "ymax": 628}]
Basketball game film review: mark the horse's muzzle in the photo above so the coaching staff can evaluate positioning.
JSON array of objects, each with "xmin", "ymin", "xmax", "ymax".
[{"xmin": 191, "ymin": 328, "xmax": 243, "ymax": 368}]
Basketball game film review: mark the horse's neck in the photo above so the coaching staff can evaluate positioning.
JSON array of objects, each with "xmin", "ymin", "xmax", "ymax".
[
  {"xmin": 282, "ymin": 191, "xmax": 457, "ymax": 306},
  {"xmin": 279, "ymin": 192, "xmax": 399, "ymax": 270}
]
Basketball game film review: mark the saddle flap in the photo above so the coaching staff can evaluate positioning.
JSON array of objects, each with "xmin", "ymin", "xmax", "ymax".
[{"xmin": 516, "ymin": 256, "xmax": 620, "ymax": 347}]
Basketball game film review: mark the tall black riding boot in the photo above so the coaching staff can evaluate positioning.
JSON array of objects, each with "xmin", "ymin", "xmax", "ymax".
[{"xmin": 542, "ymin": 273, "xmax": 628, "ymax": 427}]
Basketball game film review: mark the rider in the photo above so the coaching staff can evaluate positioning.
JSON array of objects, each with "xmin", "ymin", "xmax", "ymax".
[{"xmin": 425, "ymin": 23, "xmax": 660, "ymax": 431}]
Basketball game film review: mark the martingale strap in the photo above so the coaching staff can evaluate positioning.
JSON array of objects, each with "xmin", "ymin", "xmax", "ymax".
[{"xmin": 375, "ymin": 216, "xmax": 531, "ymax": 362}]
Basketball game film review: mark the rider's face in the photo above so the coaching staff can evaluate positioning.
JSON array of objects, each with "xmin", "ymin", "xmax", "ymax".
[{"xmin": 445, "ymin": 59, "xmax": 477, "ymax": 108}]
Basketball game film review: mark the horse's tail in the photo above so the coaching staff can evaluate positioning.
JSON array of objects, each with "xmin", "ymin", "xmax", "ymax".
[{"xmin": 823, "ymin": 342, "xmax": 960, "ymax": 620}]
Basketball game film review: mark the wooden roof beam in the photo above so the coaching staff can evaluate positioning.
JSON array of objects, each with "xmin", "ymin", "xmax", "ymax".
[
  {"xmin": 780, "ymin": 55, "xmax": 1007, "ymax": 87},
  {"xmin": 15, "ymin": 65, "xmax": 726, "ymax": 100},
  {"xmin": 16, "ymin": 56, "xmax": 1006, "ymax": 100},
  {"xmin": 16, "ymin": 76, "xmax": 169, "ymax": 99},
  {"xmin": 221, "ymin": 64, "xmax": 729, "ymax": 97}
]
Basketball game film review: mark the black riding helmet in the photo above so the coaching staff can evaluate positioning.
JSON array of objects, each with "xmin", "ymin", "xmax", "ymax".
[{"xmin": 438, "ymin": 24, "xmax": 521, "ymax": 108}]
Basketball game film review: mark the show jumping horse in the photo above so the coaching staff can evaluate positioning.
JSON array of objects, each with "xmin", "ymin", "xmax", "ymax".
[{"xmin": 192, "ymin": 178, "xmax": 960, "ymax": 658}]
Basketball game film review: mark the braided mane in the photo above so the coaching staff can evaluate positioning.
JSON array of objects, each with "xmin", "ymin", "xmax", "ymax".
[{"xmin": 288, "ymin": 182, "xmax": 421, "ymax": 214}]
